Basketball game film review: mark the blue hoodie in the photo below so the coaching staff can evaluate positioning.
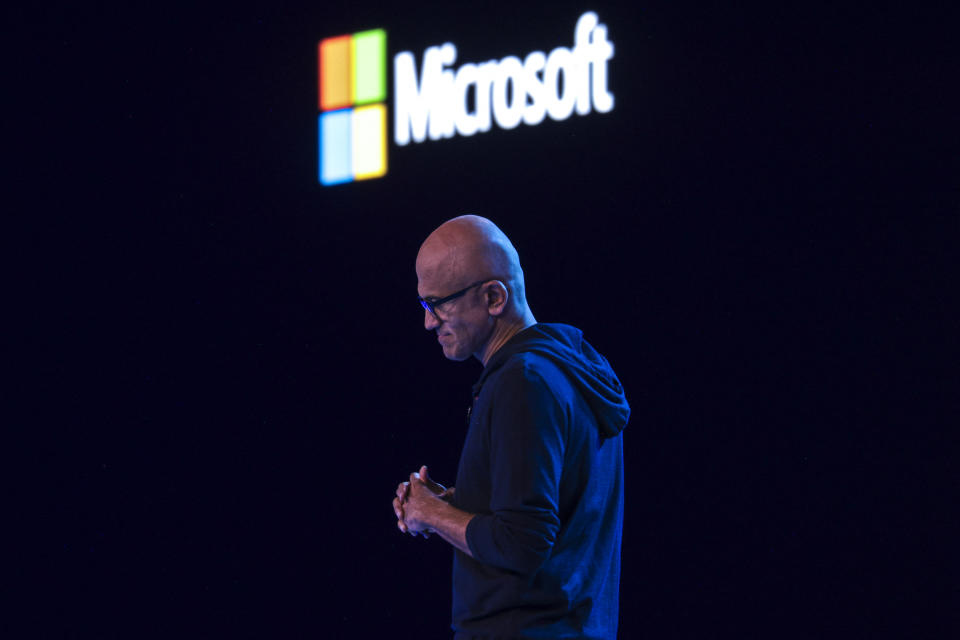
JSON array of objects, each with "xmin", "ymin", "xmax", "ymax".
[{"xmin": 451, "ymin": 323, "xmax": 630, "ymax": 640}]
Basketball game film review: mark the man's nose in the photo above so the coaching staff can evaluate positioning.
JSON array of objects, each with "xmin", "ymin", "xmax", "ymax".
[{"xmin": 424, "ymin": 308, "xmax": 441, "ymax": 330}]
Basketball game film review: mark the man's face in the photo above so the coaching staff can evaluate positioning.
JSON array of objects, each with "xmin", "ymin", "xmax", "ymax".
[{"xmin": 417, "ymin": 255, "xmax": 494, "ymax": 362}]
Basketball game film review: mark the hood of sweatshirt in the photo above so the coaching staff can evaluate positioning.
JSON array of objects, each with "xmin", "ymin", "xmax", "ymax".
[{"xmin": 473, "ymin": 323, "xmax": 630, "ymax": 438}]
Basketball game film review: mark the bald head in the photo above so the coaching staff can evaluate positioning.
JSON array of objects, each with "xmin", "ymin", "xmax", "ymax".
[{"xmin": 417, "ymin": 215, "xmax": 529, "ymax": 314}]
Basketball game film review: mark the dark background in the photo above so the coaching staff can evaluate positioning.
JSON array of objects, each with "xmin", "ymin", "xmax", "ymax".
[{"xmin": 22, "ymin": 1, "xmax": 954, "ymax": 637}]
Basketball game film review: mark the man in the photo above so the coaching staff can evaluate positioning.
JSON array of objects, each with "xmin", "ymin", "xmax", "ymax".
[{"xmin": 393, "ymin": 215, "xmax": 629, "ymax": 639}]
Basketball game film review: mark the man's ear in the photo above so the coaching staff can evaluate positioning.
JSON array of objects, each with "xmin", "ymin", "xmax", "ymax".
[{"xmin": 484, "ymin": 280, "xmax": 509, "ymax": 317}]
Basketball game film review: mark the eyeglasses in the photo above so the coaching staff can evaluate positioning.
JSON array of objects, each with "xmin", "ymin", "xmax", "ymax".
[{"xmin": 418, "ymin": 280, "xmax": 487, "ymax": 318}]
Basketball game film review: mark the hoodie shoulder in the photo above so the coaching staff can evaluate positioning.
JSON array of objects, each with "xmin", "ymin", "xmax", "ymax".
[{"xmin": 478, "ymin": 323, "xmax": 630, "ymax": 438}]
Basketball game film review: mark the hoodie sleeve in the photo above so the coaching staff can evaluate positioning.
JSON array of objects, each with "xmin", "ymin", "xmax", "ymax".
[{"xmin": 464, "ymin": 359, "xmax": 565, "ymax": 575}]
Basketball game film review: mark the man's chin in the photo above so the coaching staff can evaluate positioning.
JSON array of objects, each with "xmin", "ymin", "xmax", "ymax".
[{"xmin": 441, "ymin": 345, "xmax": 472, "ymax": 362}]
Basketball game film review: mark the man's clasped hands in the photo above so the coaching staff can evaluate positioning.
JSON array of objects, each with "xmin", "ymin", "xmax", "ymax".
[{"xmin": 392, "ymin": 465, "xmax": 456, "ymax": 538}]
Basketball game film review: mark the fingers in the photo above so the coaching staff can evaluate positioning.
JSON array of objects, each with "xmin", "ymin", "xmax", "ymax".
[
  {"xmin": 414, "ymin": 465, "xmax": 448, "ymax": 495},
  {"xmin": 396, "ymin": 470, "xmax": 440, "ymax": 539},
  {"xmin": 409, "ymin": 468, "xmax": 435, "ymax": 492},
  {"xmin": 419, "ymin": 465, "xmax": 439, "ymax": 492},
  {"xmin": 393, "ymin": 496, "xmax": 412, "ymax": 534},
  {"xmin": 394, "ymin": 477, "xmax": 415, "ymax": 536},
  {"xmin": 393, "ymin": 496, "xmax": 411, "ymax": 533}
]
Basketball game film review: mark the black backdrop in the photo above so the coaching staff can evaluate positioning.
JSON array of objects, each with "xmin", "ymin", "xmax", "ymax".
[{"xmin": 24, "ymin": 1, "xmax": 954, "ymax": 638}]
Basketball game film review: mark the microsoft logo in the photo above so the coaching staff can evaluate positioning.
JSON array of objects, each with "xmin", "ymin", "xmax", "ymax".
[
  {"xmin": 317, "ymin": 28, "xmax": 388, "ymax": 186},
  {"xmin": 316, "ymin": 13, "xmax": 614, "ymax": 188}
]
